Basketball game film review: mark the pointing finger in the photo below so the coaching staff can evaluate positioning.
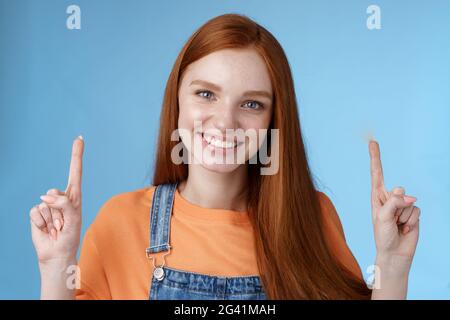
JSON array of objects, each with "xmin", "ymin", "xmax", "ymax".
[
  {"xmin": 66, "ymin": 136, "xmax": 84, "ymax": 198},
  {"xmin": 369, "ymin": 140, "xmax": 385, "ymax": 191}
]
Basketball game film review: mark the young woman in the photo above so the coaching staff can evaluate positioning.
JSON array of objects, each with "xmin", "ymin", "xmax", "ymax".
[{"xmin": 30, "ymin": 14, "xmax": 420, "ymax": 300}]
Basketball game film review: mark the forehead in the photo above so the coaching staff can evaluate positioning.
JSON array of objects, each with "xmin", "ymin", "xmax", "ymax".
[{"xmin": 182, "ymin": 48, "xmax": 273, "ymax": 93}]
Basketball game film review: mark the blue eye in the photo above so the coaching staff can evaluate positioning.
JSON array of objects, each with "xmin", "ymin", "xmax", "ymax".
[
  {"xmin": 196, "ymin": 90, "xmax": 214, "ymax": 100},
  {"xmin": 242, "ymin": 101, "xmax": 263, "ymax": 110}
]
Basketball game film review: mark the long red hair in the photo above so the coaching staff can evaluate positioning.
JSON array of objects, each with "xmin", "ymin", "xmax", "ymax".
[{"xmin": 152, "ymin": 13, "xmax": 371, "ymax": 299}]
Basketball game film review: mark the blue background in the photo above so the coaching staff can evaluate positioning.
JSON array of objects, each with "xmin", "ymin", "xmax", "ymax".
[{"xmin": 1, "ymin": 0, "xmax": 449, "ymax": 299}]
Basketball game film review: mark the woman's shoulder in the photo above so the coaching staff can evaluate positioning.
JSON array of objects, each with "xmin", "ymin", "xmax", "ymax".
[
  {"xmin": 315, "ymin": 190, "xmax": 335, "ymax": 211},
  {"xmin": 103, "ymin": 185, "xmax": 156, "ymax": 208},
  {"xmin": 315, "ymin": 191, "xmax": 346, "ymax": 240},
  {"xmin": 89, "ymin": 185, "xmax": 157, "ymax": 232}
]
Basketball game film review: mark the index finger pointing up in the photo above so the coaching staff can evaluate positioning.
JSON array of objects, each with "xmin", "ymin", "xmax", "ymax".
[
  {"xmin": 368, "ymin": 140, "xmax": 385, "ymax": 190},
  {"xmin": 66, "ymin": 136, "xmax": 84, "ymax": 195}
]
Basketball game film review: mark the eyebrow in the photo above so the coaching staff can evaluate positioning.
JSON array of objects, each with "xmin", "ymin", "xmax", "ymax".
[{"xmin": 189, "ymin": 79, "xmax": 272, "ymax": 100}]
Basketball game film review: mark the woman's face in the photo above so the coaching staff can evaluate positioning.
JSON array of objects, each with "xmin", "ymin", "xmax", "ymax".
[{"xmin": 177, "ymin": 48, "xmax": 273, "ymax": 173}]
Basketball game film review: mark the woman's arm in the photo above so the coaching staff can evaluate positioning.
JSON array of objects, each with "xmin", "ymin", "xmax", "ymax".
[
  {"xmin": 30, "ymin": 137, "xmax": 84, "ymax": 300},
  {"xmin": 368, "ymin": 141, "xmax": 420, "ymax": 300}
]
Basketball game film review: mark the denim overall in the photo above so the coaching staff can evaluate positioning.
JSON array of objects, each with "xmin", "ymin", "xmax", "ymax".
[{"xmin": 146, "ymin": 182, "xmax": 267, "ymax": 300}]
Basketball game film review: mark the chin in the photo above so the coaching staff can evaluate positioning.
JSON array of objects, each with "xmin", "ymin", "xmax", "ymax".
[{"xmin": 200, "ymin": 162, "xmax": 242, "ymax": 174}]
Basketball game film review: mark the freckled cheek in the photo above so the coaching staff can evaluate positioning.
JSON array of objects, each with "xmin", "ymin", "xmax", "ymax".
[{"xmin": 178, "ymin": 102, "xmax": 208, "ymax": 131}]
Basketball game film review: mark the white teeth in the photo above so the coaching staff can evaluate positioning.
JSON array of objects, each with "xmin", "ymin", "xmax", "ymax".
[{"xmin": 203, "ymin": 134, "xmax": 236, "ymax": 149}]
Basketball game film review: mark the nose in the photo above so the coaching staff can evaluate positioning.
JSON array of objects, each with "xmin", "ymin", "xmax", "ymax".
[{"xmin": 212, "ymin": 101, "xmax": 238, "ymax": 133}]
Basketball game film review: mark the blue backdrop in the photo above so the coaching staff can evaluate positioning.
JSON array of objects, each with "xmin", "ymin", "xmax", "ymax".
[{"xmin": 1, "ymin": 0, "xmax": 449, "ymax": 299}]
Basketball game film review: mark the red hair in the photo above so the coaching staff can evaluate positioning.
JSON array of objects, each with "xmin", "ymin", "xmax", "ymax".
[{"xmin": 152, "ymin": 13, "xmax": 371, "ymax": 299}]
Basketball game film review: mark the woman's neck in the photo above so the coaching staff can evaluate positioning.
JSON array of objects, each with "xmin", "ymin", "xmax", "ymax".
[{"xmin": 178, "ymin": 165, "xmax": 248, "ymax": 213}]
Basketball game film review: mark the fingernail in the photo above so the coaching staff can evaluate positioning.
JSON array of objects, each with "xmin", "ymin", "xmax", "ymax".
[
  {"xmin": 403, "ymin": 195, "xmax": 417, "ymax": 203},
  {"xmin": 78, "ymin": 135, "xmax": 83, "ymax": 140},
  {"xmin": 403, "ymin": 226, "xmax": 410, "ymax": 234},
  {"xmin": 40, "ymin": 195, "xmax": 55, "ymax": 203},
  {"xmin": 54, "ymin": 219, "xmax": 61, "ymax": 231}
]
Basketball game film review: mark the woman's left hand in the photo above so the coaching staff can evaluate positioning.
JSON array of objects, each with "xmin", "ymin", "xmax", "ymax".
[{"xmin": 369, "ymin": 140, "xmax": 421, "ymax": 264}]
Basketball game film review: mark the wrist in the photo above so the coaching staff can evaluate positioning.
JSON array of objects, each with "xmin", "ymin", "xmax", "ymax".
[
  {"xmin": 39, "ymin": 256, "xmax": 78, "ymax": 276},
  {"xmin": 371, "ymin": 253, "xmax": 412, "ymax": 299},
  {"xmin": 375, "ymin": 252, "xmax": 412, "ymax": 279},
  {"xmin": 39, "ymin": 256, "xmax": 79, "ymax": 300}
]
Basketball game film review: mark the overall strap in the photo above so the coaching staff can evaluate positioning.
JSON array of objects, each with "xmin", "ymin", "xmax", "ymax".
[{"xmin": 145, "ymin": 182, "xmax": 177, "ymax": 256}]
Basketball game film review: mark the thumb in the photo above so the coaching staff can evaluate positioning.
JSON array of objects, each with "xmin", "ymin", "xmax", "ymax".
[
  {"xmin": 379, "ymin": 192, "xmax": 416, "ymax": 222},
  {"xmin": 392, "ymin": 186, "xmax": 405, "ymax": 196},
  {"xmin": 391, "ymin": 186, "xmax": 417, "ymax": 204},
  {"xmin": 40, "ymin": 193, "xmax": 80, "ymax": 221}
]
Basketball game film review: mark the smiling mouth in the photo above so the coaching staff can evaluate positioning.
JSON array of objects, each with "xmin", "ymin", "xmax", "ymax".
[{"xmin": 198, "ymin": 132, "xmax": 244, "ymax": 150}]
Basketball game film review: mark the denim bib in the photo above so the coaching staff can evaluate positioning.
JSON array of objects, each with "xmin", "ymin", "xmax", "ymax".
[{"xmin": 146, "ymin": 182, "xmax": 267, "ymax": 300}]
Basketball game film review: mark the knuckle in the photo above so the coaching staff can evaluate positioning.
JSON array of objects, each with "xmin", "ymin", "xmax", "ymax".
[
  {"xmin": 43, "ymin": 215, "xmax": 51, "ymax": 224},
  {"xmin": 406, "ymin": 213, "xmax": 420, "ymax": 226},
  {"xmin": 41, "ymin": 206, "xmax": 50, "ymax": 217},
  {"xmin": 416, "ymin": 207, "xmax": 421, "ymax": 216},
  {"xmin": 29, "ymin": 209, "xmax": 38, "ymax": 219},
  {"xmin": 39, "ymin": 208, "xmax": 50, "ymax": 222},
  {"xmin": 34, "ymin": 219, "xmax": 45, "ymax": 228},
  {"xmin": 407, "ymin": 219, "xmax": 417, "ymax": 227},
  {"xmin": 29, "ymin": 205, "xmax": 38, "ymax": 216},
  {"xmin": 30, "ymin": 212, "xmax": 45, "ymax": 228}
]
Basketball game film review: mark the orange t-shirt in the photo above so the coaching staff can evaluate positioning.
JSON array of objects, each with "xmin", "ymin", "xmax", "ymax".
[{"xmin": 75, "ymin": 186, "xmax": 363, "ymax": 299}]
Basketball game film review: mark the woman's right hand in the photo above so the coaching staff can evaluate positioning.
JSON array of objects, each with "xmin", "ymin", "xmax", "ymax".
[{"xmin": 30, "ymin": 136, "xmax": 84, "ymax": 265}]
